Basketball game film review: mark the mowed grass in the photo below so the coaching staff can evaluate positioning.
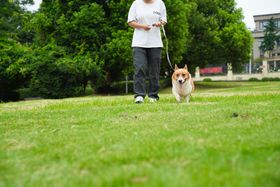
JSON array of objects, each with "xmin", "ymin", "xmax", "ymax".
[{"xmin": 1, "ymin": 82, "xmax": 280, "ymax": 187}]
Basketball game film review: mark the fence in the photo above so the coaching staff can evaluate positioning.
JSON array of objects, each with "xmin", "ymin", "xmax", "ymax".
[{"xmin": 194, "ymin": 59, "xmax": 280, "ymax": 81}]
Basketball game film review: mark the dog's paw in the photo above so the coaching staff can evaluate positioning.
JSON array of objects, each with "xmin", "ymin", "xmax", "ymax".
[{"xmin": 175, "ymin": 97, "xmax": 181, "ymax": 102}]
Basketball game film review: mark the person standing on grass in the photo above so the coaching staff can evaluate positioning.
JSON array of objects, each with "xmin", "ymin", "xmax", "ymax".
[{"xmin": 127, "ymin": 0, "xmax": 167, "ymax": 104}]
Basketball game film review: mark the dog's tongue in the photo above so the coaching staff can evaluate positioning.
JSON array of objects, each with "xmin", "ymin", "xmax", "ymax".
[{"xmin": 179, "ymin": 82, "xmax": 183, "ymax": 88}]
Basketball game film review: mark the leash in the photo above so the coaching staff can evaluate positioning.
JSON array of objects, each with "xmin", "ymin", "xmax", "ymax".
[{"xmin": 161, "ymin": 25, "xmax": 174, "ymax": 70}]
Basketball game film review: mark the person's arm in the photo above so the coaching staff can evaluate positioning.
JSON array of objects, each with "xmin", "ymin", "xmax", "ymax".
[
  {"xmin": 152, "ymin": 20, "xmax": 166, "ymax": 27},
  {"xmin": 154, "ymin": 1, "xmax": 167, "ymax": 27},
  {"xmin": 128, "ymin": 21, "xmax": 151, "ymax": 31},
  {"xmin": 127, "ymin": 2, "xmax": 152, "ymax": 31}
]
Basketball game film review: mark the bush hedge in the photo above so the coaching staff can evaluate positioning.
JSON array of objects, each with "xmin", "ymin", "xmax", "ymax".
[
  {"xmin": 203, "ymin": 78, "xmax": 213, "ymax": 82},
  {"xmin": 248, "ymin": 78, "xmax": 259, "ymax": 81},
  {"xmin": 261, "ymin": 77, "xmax": 280, "ymax": 81}
]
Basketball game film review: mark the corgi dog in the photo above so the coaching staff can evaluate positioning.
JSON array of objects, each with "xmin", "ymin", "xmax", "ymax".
[{"xmin": 172, "ymin": 64, "xmax": 194, "ymax": 103}]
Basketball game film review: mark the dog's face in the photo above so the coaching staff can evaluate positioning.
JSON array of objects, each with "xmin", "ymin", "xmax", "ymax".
[{"xmin": 172, "ymin": 65, "xmax": 190, "ymax": 84}]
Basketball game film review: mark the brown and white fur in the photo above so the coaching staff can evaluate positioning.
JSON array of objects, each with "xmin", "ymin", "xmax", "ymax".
[{"xmin": 172, "ymin": 64, "xmax": 194, "ymax": 103}]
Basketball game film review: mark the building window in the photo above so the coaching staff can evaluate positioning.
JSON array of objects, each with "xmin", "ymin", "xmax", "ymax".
[
  {"xmin": 276, "ymin": 61, "xmax": 280, "ymax": 72},
  {"xmin": 260, "ymin": 21, "xmax": 268, "ymax": 30},
  {"xmin": 259, "ymin": 19, "xmax": 280, "ymax": 30},
  {"xmin": 258, "ymin": 40, "xmax": 263, "ymax": 47},
  {"xmin": 277, "ymin": 40, "xmax": 280, "ymax": 47},
  {"xmin": 277, "ymin": 20, "xmax": 280, "ymax": 29}
]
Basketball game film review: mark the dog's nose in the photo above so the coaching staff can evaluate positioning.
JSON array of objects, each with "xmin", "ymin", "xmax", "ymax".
[{"xmin": 179, "ymin": 80, "xmax": 183, "ymax": 83}]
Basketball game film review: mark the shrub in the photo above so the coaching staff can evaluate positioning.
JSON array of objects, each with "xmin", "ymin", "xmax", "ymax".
[
  {"xmin": 111, "ymin": 81, "xmax": 134, "ymax": 94},
  {"xmin": 0, "ymin": 38, "xmax": 28, "ymax": 101},
  {"xmin": 18, "ymin": 88, "xmax": 38, "ymax": 100},
  {"xmin": 24, "ymin": 42, "xmax": 102, "ymax": 99},
  {"xmin": 98, "ymin": 78, "xmax": 170, "ymax": 95},
  {"xmin": 262, "ymin": 77, "xmax": 270, "ymax": 81},
  {"xmin": 29, "ymin": 62, "xmax": 84, "ymax": 99},
  {"xmin": 262, "ymin": 77, "xmax": 280, "ymax": 81},
  {"xmin": 248, "ymin": 78, "xmax": 259, "ymax": 81},
  {"xmin": 203, "ymin": 78, "xmax": 212, "ymax": 82}
]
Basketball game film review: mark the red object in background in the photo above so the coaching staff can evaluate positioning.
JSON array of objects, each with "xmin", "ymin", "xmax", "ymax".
[{"xmin": 200, "ymin": 67, "xmax": 223, "ymax": 74}]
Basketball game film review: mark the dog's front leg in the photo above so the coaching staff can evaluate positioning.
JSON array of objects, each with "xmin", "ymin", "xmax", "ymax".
[
  {"xmin": 172, "ymin": 87, "xmax": 181, "ymax": 102},
  {"xmin": 185, "ymin": 95, "xmax": 190, "ymax": 103},
  {"xmin": 175, "ymin": 94, "xmax": 181, "ymax": 102},
  {"xmin": 172, "ymin": 92, "xmax": 181, "ymax": 102}
]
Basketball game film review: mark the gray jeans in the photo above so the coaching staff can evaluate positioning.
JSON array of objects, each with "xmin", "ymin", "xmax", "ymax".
[{"xmin": 133, "ymin": 47, "xmax": 162, "ymax": 99}]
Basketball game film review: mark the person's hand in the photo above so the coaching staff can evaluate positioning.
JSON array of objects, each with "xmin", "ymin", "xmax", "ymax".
[
  {"xmin": 152, "ymin": 22, "xmax": 162, "ymax": 27},
  {"xmin": 142, "ymin": 24, "xmax": 152, "ymax": 31}
]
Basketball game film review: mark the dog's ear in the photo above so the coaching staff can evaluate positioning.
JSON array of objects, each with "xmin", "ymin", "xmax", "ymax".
[
  {"xmin": 175, "ymin": 64, "xmax": 179, "ymax": 70},
  {"xmin": 184, "ymin": 64, "xmax": 188, "ymax": 71}
]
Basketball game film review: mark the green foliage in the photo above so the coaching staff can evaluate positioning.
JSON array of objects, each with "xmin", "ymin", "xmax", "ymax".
[
  {"xmin": 28, "ymin": 12, "xmax": 52, "ymax": 45},
  {"xmin": 0, "ymin": 0, "xmax": 20, "ymax": 38},
  {"xmin": 161, "ymin": 0, "xmax": 190, "ymax": 71},
  {"xmin": 56, "ymin": 3, "xmax": 108, "ymax": 53},
  {"xmin": 203, "ymin": 78, "xmax": 213, "ymax": 82},
  {"xmin": 72, "ymin": 53, "xmax": 103, "ymax": 92},
  {"xmin": 185, "ymin": 0, "xmax": 252, "ymax": 73},
  {"xmin": 21, "ymin": 1, "xmax": 106, "ymax": 98},
  {"xmin": 107, "ymin": 0, "xmax": 134, "ymax": 30},
  {"xmin": 261, "ymin": 77, "xmax": 280, "ymax": 82},
  {"xmin": 17, "ymin": 12, "xmax": 36, "ymax": 44},
  {"xmin": 26, "ymin": 42, "xmax": 103, "ymax": 98},
  {"xmin": 260, "ymin": 18, "xmax": 280, "ymax": 57},
  {"xmin": 220, "ymin": 23, "xmax": 252, "ymax": 72},
  {"xmin": 102, "ymin": 30, "xmax": 133, "ymax": 81},
  {"xmin": 248, "ymin": 78, "xmax": 259, "ymax": 81},
  {"xmin": 108, "ymin": 78, "xmax": 170, "ymax": 95},
  {"xmin": 0, "ymin": 0, "xmax": 34, "ymax": 101},
  {"xmin": 0, "ymin": 38, "xmax": 29, "ymax": 101},
  {"xmin": 110, "ymin": 80, "xmax": 134, "ymax": 94},
  {"xmin": 26, "ymin": 43, "xmax": 79, "ymax": 98}
]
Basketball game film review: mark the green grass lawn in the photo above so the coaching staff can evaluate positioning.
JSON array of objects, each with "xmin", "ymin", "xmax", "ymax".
[{"xmin": 1, "ymin": 82, "xmax": 280, "ymax": 187}]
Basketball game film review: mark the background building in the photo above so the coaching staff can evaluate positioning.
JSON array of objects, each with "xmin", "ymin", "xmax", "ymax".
[{"xmin": 252, "ymin": 13, "xmax": 280, "ymax": 72}]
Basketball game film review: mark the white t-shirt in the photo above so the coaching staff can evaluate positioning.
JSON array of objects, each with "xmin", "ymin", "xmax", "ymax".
[{"xmin": 127, "ymin": 0, "xmax": 167, "ymax": 48}]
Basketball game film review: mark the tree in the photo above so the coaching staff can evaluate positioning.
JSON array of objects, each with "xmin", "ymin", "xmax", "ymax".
[
  {"xmin": 260, "ymin": 17, "xmax": 280, "ymax": 58},
  {"xmin": 102, "ymin": 30, "xmax": 134, "ymax": 82},
  {"xmin": 162, "ymin": 0, "xmax": 190, "ymax": 73},
  {"xmin": 0, "ymin": 0, "xmax": 33, "ymax": 101},
  {"xmin": 0, "ymin": 0, "xmax": 32, "ymax": 37},
  {"xmin": 26, "ymin": 42, "xmax": 96, "ymax": 98},
  {"xmin": 24, "ymin": 0, "xmax": 107, "ymax": 97},
  {"xmin": 184, "ymin": 0, "xmax": 252, "ymax": 73},
  {"xmin": 56, "ymin": 3, "xmax": 108, "ymax": 54}
]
